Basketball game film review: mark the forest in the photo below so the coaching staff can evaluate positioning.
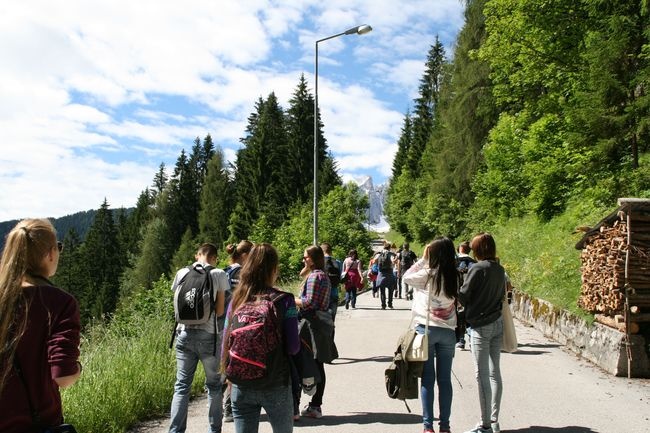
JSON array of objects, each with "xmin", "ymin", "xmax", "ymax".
[
  {"xmin": 41, "ymin": 0, "xmax": 650, "ymax": 326},
  {"xmin": 50, "ymin": 76, "xmax": 373, "ymax": 324},
  {"xmin": 21, "ymin": 1, "xmax": 650, "ymax": 429}
]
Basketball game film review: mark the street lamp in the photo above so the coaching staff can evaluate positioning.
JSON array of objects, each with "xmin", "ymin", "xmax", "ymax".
[{"xmin": 313, "ymin": 24, "xmax": 372, "ymax": 245}]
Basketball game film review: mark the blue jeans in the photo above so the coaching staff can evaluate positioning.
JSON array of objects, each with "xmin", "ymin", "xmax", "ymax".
[
  {"xmin": 417, "ymin": 324, "xmax": 456, "ymax": 431},
  {"xmin": 470, "ymin": 317, "xmax": 503, "ymax": 426},
  {"xmin": 344, "ymin": 288, "xmax": 357, "ymax": 308},
  {"xmin": 169, "ymin": 329, "xmax": 222, "ymax": 433},
  {"xmin": 231, "ymin": 383, "xmax": 293, "ymax": 433}
]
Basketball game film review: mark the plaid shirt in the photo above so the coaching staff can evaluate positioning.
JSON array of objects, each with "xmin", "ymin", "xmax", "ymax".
[{"xmin": 300, "ymin": 269, "xmax": 331, "ymax": 312}]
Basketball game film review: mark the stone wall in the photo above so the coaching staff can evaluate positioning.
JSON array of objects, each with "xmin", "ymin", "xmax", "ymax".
[{"xmin": 511, "ymin": 290, "xmax": 649, "ymax": 377}]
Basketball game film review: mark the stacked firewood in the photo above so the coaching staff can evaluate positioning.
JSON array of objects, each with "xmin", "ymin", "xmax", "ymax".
[
  {"xmin": 578, "ymin": 212, "xmax": 650, "ymax": 333},
  {"xmin": 578, "ymin": 220, "xmax": 628, "ymax": 316}
]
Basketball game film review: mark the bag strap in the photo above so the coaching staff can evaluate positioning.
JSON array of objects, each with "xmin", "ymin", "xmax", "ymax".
[
  {"xmin": 12, "ymin": 356, "xmax": 42, "ymax": 427},
  {"xmin": 409, "ymin": 271, "xmax": 433, "ymax": 334}
]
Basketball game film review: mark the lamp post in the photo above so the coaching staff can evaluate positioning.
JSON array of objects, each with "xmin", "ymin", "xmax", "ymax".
[{"xmin": 313, "ymin": 24, "xmax": 372, "ymax": 245}]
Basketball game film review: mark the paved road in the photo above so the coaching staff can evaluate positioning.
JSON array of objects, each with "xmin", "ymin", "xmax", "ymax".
[{"xmin": 132, "ymin": 291, "xmax": 650, "ymax": 433}]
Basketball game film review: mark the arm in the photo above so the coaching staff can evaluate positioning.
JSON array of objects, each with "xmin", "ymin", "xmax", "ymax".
[
  {"xmin": 214, "ymin": 270, "xmax": 229, "ymax": 316},
  {"xmin": 402, "ymin": 266, "xmax": 431, "ymax": 290},
  {"xmin": 49, "ymin": 294, "xmax": 81, "ymax": 388}
]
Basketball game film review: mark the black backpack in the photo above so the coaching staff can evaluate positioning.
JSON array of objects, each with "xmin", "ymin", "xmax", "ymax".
[
  {"xmin": 324, "ymin": 256, "xmax": 341, "ymax": 287},
  {"xmin": 378, "ymin": 250, "xmax": 393, "ymax": 272},
  {"xmin": 400, "ymin": 250, "xmax": 416, "ymax": 270},
  {"xmin": 169, "ymin": 264, "xmax": 217, "ymax": 352}
]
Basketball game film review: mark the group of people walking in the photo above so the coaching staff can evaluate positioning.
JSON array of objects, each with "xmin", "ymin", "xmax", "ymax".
[{"xmin": 0, "ymin": 216, "xmax": 509, "ymax": 433}]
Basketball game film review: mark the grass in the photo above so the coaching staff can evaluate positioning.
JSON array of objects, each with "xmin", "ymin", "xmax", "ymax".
[{"xmin": 61, "ymin": 280, "xmax": 206, "ymax": 432}]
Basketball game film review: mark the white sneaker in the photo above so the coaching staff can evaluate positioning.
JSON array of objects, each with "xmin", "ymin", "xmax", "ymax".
[
  {"xmin": 491, "ymin": 422, "xmax": 500, "ymax": 433},
  {"xmin": 463, "ymin": 424, "xmax": 492, "ymax": 433}
]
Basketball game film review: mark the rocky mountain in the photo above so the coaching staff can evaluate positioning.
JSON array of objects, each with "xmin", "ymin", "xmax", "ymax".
[{"xmin": 354, "ymin": 176, "xmax": 390, "ymax": 233}]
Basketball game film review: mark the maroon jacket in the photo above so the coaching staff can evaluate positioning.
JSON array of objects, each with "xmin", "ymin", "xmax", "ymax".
[{"xmin": 0, "ymin": 285, "xmax": 80, "ymax": 432}]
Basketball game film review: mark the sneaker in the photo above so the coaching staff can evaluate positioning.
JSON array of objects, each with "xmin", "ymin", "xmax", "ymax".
[
  {"xmin": 463, "ymin": 424, "xmax": 492, "ymax": 433},
  {"xmin": 424, "ymin": 429, "xmax": 435, "ymax": 433},
  {"xmin": 455, "ymin": 341, "xmax": 465, "ymax": 350},
  {"xmin": 223, "ymin": 413, "xmax": 233, "ymax": 423},
  {"xmin": 491, "ymin": 421, "xmax": 500, "ymax": 433},
  {"xmin": 300, "ymin": 405, "xmax": 322, "ymax": 418}
]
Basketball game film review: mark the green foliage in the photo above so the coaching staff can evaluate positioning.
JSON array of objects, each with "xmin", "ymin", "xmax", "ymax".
[
  {"xmin": 198, "ymin": 148, "xmax": 231, "ymax": 248},
  {"xmin": 61, "ymin": 276, "xmax": 207, "ymax": 433},
  {"xmin": 271, "ymin": 184, "xmax": 373, "ymax": 279}
]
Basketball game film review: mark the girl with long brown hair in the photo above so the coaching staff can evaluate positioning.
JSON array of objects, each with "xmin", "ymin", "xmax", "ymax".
[
  {"xmin": 0, "ymin": 219, "xmax": 81, "ymax": 432},
  {"xmin": 221, "ymin": 243, "xmax": 299, "ymax": 433}
]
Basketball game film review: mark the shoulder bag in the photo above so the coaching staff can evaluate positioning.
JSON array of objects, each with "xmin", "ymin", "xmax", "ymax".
[
  {"xmin": 501, "ymin": 297, "xmax": 518, "ymax": 353},
  {"xmin": 404, "ymin": 275, "xmax": 433, "ymax": 362}
]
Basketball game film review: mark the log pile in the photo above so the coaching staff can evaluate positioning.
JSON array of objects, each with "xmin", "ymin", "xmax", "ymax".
[{"xmin": 578, "ymin": 205, "xmax": 650, "ymax": 332}]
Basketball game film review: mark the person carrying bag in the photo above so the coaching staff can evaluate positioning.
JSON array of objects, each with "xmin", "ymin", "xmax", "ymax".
[{"xmin": 402, "ymin": 237, "xmax": 459, "ymax": 433}]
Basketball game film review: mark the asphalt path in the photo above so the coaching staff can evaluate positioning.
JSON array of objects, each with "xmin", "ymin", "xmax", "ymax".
[{"xmin": 131, "ymin": 290, "xmax": 650, "ymax": 433}]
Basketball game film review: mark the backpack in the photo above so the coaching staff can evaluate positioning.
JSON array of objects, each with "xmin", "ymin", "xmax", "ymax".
[
  {"xmin": 370, "ymin": 260, "xmax": 379, "ymax": 276},
  {"xmin": 324, "ymin": 256, "xmax": 341, "ymax": 287},
  {"xmin": 344, "ymin": 260, "xmax": 363, "ymax": 290},
  {"xmin": 219, "ymin": 265, "xmax": 242, "ymax": 329},
  {"xmin": 173, "ymin": 264, "xmax": 215, "ymax": 325},
  {"xmin": 457, "ymin": 256, "xmax": 476, "ymax": 282},
  {"xmin": 224, "ymin": 289, "xmax": 287, "ymax": 386},
  {"xmin": 400, "ymin": 250, "xmax": 416, "ymax": 270},
  {"xmin": 378, "ymin": 250, "xmax": 393, "ymax": 272},
  {"xmin": 384, "ymin": 331, "xmax": 423, "ymax": 412}
]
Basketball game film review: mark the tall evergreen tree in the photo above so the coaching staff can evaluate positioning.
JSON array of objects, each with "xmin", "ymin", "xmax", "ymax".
[
  {"xmin": 198, "ymin": 147, "xmax": 231, "ymax": 246},
  {"xmin": 78, "ymin": 199, "xmax": 123, "ymax": 319}
]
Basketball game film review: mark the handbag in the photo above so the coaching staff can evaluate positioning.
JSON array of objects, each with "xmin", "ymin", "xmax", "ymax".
[
  {"xmin": 404, "ymin": 277, "xmax": 433, "ymax": 362},
  {"xmin": 501, "ymin": 297, "xmax": 518, "ymax": 353}
]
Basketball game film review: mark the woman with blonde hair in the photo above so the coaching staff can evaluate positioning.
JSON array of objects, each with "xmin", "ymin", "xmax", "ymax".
[{"xmin": 0, "ymin": 219, "xmax": 81, "ymax": 432}]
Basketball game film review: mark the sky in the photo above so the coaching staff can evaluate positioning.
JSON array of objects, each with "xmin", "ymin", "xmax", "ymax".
[{"xmin": 0, "ymin": 0, "xmax": 465, "ymax": 222}]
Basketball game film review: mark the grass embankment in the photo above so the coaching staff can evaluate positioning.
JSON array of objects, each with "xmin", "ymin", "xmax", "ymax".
[{"xmin": 61, "ymin": 278, "xmax": 206, "ymax": 433}]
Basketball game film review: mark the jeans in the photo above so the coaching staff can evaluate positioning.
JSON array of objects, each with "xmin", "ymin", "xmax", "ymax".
[
  {"xmin": 231, "ymin": 383, "xmax": 293, "ymax": 433},
  {"xmin": 344, "ymin": 288, "xmax": 357, "ymax": 308},
  {"xmin": 417, "ymin": 324, "xmax": 456, "ymax": 431},
  {"xmin": 169, "ymin": 329, "xmax": 223, "ymax": 433},
  {"xmin": 309, "ymin": 360, "xmax": 326, "ymax": 408},
  {"xmin": 378, "ymin": 273, "xmax": 394, "ymax": 308},
  {"xmin": 470, "ymin": 316, "xmax": 503, "ymax": 426}
]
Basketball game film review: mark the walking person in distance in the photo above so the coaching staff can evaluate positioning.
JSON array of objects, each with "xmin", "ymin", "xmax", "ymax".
[
  {"xmin": 459, "ymin": 233, "xmax": 506, "ymax": 433},
  {"xmin": 403, "ymin": 237, "xmax": 459, "ymax": 433},
  {"xmin": 375, "ymin": 241, "xmax": 396, "ymax": 309},
  {"xmin": 342, "ymin": 249, "xmax": 364, "ymax": 309},
  {"xmin": 0, "ymin": 219, "xmax": 82, "ymax": 432}
]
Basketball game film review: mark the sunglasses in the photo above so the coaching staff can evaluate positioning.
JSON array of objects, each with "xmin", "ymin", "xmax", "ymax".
[{"xmin": 57, "ymin": 241, "xmax": 64, "ymax": 253}]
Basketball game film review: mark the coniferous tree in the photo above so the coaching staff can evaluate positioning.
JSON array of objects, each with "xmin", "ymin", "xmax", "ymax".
[
  {"xmin": 286, "ymin": 74, "xmax": 316, "ymax": 203},
  {"xmin": 78, "ymin": 199, "xmax": 123, "ymax": 319},
  {"xmin": 198, "ymin": 147, "xmax": 231, "ymax": 246}
]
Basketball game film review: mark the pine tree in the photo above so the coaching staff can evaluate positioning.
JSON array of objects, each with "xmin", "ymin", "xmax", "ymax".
[
  {"xmin": 78, "ymin": 199, "xmax": 123, "ymax": 319},
  {"xmin": 198, "ymin": 147, "xmax": 231, "ymax": 247}
]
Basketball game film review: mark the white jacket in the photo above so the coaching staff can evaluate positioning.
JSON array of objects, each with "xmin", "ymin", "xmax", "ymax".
[{"xmin": 403, "ymin": 259, "xmax": 457, "ymax": 330}]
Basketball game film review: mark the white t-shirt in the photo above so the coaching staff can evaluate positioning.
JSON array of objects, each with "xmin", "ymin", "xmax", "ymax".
[{"xmin": 171, "ymin": 261, "xmax": 229, "ymax": 334}]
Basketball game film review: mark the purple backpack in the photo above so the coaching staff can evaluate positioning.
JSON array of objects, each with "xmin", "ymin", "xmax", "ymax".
[{"xmin": 225, "ymin": 289, "xmax": 287, "ymax": 386}]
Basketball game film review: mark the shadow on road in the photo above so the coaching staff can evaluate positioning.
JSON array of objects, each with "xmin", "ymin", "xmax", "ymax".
[
  {"xmin": 511, "ymin": 350, "xmax": 551, "ymax": 355},
  {"xmin": 518, "ymin": 343, "xmax": 561, "ymax": 349},
  {"xmin": 505, "ymin": 426, "xmax": 597, "ymax": 432},
  {"xmin": 332, "ymin": 355, "xmax": 393, "ymax": 364},
  {"xmin": 286, "ymin": 411, "xmax": 421, "ymax": 426}
]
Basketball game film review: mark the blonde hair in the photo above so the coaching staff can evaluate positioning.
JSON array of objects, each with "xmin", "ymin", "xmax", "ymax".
[{"xmin": 0, "ymin": 218, "xmax": 58, "ymax": 393}]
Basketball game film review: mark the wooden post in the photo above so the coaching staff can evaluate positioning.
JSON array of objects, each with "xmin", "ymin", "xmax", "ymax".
[{"xmin": 624, "ymin": 204, "xmax": 633, "ymax": 379}]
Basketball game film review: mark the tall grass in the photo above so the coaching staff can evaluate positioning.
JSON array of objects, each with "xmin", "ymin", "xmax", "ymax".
[
  {"xmin": 485, "ymin": 199, "xmax": 612, "ymax": 320},
  {"xmin": 61, "ymin": 277, "xmax": 206, "ymax": 432}
]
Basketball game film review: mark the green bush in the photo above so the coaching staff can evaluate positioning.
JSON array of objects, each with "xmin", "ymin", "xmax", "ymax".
[{"xmin": 61, "ymin": 276, "xmax": 207, "ymax": 432}]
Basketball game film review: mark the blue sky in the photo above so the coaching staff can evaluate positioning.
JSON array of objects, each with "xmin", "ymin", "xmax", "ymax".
[{"xmin": 0, "ymin": 0, "xmax": 464, "ymax": 222}]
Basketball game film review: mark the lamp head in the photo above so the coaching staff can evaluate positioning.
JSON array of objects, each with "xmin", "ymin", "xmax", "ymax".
[{"xmin": 344, "ymin": 24, "xmax": 373, "ymax": 35}]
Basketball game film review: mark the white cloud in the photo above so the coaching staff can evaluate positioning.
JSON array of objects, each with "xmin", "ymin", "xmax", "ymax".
[{"xmin": 0, "ymin": 0, "xmax": 464, "ymax": 221}]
